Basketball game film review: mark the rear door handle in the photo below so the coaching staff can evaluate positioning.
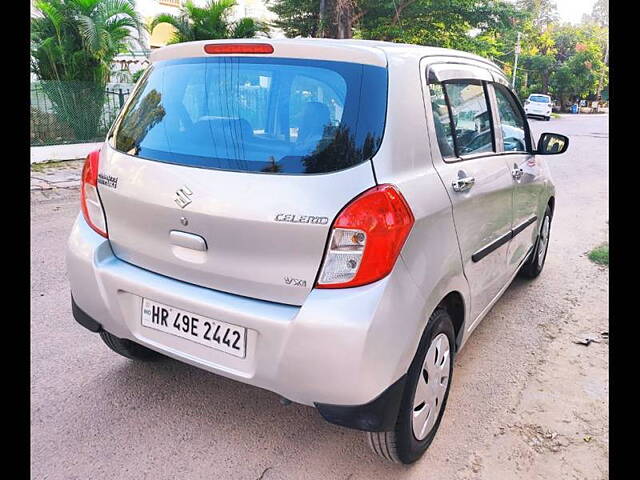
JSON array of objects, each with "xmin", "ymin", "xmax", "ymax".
[{"xmin": 452, "ymin": 176, "xmax": 475, "ymax": 192}]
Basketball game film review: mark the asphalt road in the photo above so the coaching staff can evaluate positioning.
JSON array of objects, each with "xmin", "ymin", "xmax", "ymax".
[{"xmin": 31, "ymin": 114, "xmax": 608, "ymax": 479}]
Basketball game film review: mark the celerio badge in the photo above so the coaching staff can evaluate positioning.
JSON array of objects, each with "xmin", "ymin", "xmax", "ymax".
[
  {"xmin": 175, "ymin": 186, "xmax": 193, "ymax": 209},
  {"xmin": 275, "ymin": 213, "xmax": 328, "ymax": 225}
]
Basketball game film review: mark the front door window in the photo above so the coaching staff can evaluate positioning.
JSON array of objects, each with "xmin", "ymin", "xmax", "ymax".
[{"xmin": 493, "ymin": 84, "xmax": 529, "ymax": 152}]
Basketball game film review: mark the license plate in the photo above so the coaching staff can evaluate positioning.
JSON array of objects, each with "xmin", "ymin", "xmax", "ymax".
[{"xmin": 141, "ymin": 298, "xmax": 246, "ymax": 358}]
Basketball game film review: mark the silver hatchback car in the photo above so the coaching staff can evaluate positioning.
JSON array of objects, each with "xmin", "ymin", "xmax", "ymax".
[{"xmin": 66, "ymin": 39, "xmax": 568, "ymax": 464}]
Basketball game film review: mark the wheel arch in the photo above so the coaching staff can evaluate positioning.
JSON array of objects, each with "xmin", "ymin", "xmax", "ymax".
[{"xmin": 436, "ymin": 291, "xmax": 466, "ymax": 352}]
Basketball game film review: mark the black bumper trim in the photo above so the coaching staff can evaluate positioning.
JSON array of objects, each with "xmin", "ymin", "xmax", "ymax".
[
  {"xmin": 315, "ymin": 374, "xmax": 407, "ymax": 432},
  {"xmin": 71, "ymin": 296, "xmax": 103, "ymax": 333}
]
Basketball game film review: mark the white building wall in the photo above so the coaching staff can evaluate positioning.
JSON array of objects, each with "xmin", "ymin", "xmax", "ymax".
[{"xmin": 231, "ymin": 0, "xmax": 278, "ymax": 24}]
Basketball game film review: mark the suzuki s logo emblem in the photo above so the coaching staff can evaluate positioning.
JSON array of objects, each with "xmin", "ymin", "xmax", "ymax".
[{"xmin": 175, "ymin": 185, "xmax": 193, "ymax": 209}]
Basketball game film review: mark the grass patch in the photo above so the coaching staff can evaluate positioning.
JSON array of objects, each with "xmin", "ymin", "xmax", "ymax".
[
  {"xmin": 31, "ymin": 162, "xmax": 53, "ymax": 173},
  {"xmin": 588, "ymin": 243, "xmax": 609, "ymax": 266},
  {"xmin": 31, "ymin": 159, "xmax": 80, "ymax": 173},
  {"xmin": 551, "ymin": 113, "xmax": 561, "ymax": 119}
]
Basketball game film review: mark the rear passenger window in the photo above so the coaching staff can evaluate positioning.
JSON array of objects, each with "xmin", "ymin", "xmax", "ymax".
[
  {"xmin": 493, "ymin": 84, "xmax": 528, "ymax": 152},
  {"xmin": 428, "ymin": 83, "xmax": 455, "ymax": 158},
  {"xmin": 444, "ymin": 81, "xmax": 494, "ymax": 156}
]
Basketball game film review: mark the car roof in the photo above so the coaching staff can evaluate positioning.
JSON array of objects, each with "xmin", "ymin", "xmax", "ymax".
[{"xmin": 150, "ymin": 38, "xmax": 504, "ymax": 75}]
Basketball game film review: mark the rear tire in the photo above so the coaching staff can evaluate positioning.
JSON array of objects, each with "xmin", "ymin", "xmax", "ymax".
[
  {"xmin": 99, "ymin": 331, "xmax": 163, "ymax": 361},
  {"xmin": 366, "ymin": 308, "xmax": 455, "ymax": 464},
  {"xmin": 545, "ymin": 116, "xmax": 551, "ymax": 121},
  {"xmin": 519, "ymin": 206, "xmax": 552, "ymax": 279}
]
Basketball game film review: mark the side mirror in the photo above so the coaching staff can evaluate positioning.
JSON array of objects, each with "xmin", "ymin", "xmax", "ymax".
[{"xmin": 535, "ymin": 132, "xmax": 569, "ymax": 155}]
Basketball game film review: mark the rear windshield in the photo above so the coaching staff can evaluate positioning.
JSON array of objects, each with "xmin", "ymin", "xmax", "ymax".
[
  {"xmin": 529, "ymin": 95, "xmax": 550, "ymax": 103},
  {"xmin": 111, "ymin": 57, "xmax": 388, "ymax": 174}
]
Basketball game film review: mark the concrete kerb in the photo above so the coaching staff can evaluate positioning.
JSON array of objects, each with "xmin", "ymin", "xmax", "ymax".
[{"xmin": 31, "ymin": 142, "xmax": 103, "ymax": 164}]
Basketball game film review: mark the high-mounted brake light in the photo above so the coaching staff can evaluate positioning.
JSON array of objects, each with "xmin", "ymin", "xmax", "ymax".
[
  {"xmin": 80, "ymin": 149, "xmax": 108, "ymax": 238},
  {"xmin": 316, "ymin": 185, "xmax": 414, "ymax": 289},
  {"xmin": 204, "ymin": 43, "xmax": 274, "ymax": 55}
]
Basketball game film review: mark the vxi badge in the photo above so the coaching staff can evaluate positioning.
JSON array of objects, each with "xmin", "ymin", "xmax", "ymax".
[{"xmin": 275, "ymin": 214, "xmax": 329, "ymax": 225}]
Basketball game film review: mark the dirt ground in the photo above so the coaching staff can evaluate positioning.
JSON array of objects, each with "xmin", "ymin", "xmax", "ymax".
[{"xmin": 457, "ymin": 266, "xmax": 608, "ymax": 480}]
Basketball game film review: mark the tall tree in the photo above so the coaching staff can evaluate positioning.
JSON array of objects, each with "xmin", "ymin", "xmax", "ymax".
[
  {"xmin": 269, "ymin": 0, "xmax": 320, "ymax": 37},
  {"xmin": 269, "ymin": 0, "xmax": 520, "ymax": 53},
  {"xmin": 149, "ymin": 0, "xmax": 268, "ymax": 44},
  {"xmin": 335, "ymin": 0, "xmax": 356, "ymax": 38},
  {"xmin": 270, "ymin": 0, "xmax": 356, "ymax": 39},
  {"xmin": 267, "ymin": 0, "xmax": 608, "ymax": 110},
  {"xmin": 516, "ymin": 0, "xmax": 558, "ymax": 31},
  {"xmin": 550, "ymin": 23, "xmax": 607, "ymax": 106},
  {"xmin": 582, "ymin": 0, "xmax": 608, "ymax": 28}
]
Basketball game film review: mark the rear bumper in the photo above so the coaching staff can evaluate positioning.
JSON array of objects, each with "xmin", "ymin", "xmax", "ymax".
[
  {"xmin": 71, "ymin": 297, "xmax": 102, "ymax": 332},
  {"xmin": 524, "ymin": 107, "xmax": 551, "ymax": 118},
  {"xmin": 315, "ymin": 375, "xmax": 407, "ymax": 431},
  {"xmin": 70, "ymin": 295, "xmax": 406, "ymax": 432},
  {"xmin": 66, "ymin": 214, "xmax": 427, "ymax": 424}
]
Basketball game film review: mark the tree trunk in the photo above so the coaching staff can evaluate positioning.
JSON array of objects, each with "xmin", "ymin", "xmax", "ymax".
[
  {"xmin": 392, "ymin": 0, "xmax": 417, "ymax": 25},
  {"xmin": 336, "ymin": 0, "xmax": 353, "ymax": 39},
  {"xmin": 542, "ymin": 73, "xmax": 550, "ymax": 93},
  {"xmin": 319, "ymin": 0, "xmax": 326, "ymax": 38},
  {"xmin": 324, "ymin": 0, "xmax": 353, "ymax": 39}
]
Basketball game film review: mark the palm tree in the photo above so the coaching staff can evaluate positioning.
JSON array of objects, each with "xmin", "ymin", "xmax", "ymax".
[
  {"xmin": 31, "ymin": 0, "xmax": 143, "ymax": 140},
  {"xmin": 149, "ymin": 0, "xmax": 268, "ymax": 44},
  {"xmin": 31, "ymin": 0, "xmax": 143, "ymax": 83}
]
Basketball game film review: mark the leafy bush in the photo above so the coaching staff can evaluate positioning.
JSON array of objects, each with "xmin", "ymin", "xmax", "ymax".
[
  {"xmin": 31, "ymin": 0, "xmax": 143, "ymax": 140},
  {"xmin": 30, "ymin": 106, "xmax": 72, "ymax": 145}
]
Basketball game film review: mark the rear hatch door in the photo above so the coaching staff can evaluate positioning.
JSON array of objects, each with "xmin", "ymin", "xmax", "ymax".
[{"xmin": 98, "ymin": 53, "xmax": 388, "ymax": 306}]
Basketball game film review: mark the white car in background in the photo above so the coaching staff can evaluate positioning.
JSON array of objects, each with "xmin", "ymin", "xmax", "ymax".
[{"xmin": 524, "ymin": 93, "xmax": 552, "ymax": 121}]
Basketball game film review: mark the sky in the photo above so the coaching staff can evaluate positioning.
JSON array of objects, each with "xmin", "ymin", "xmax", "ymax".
[{"xmin": 555, "ymin": 0, "xmax": 597, "ymax": 24}]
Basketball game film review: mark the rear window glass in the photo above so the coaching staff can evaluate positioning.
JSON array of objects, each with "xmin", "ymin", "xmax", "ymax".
[
  {"xmin": 112, "ymin": 57, "xmax": 387, "ymax": 174},
  {"xmin": 529, "ymin": 95, "xmax": 550, "ymax": 103}
]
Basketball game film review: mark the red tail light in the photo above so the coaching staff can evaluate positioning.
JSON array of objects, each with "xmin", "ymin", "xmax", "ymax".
[
  {"xmin": 204, "ymin": 43, "xmax": 274, "ymax": 55},
  {"xmin": 316, "ymin": 185, "xmax": 414, "ymax": 289},
  {"xmin": 80, "ymin": 149, "xmax": 108, "ymax": 237}
]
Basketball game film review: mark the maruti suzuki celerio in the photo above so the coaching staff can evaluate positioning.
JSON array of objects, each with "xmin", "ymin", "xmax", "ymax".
[{"xmin": 66, "ymin": 39, "xmax": 568, "ymax": 463}]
